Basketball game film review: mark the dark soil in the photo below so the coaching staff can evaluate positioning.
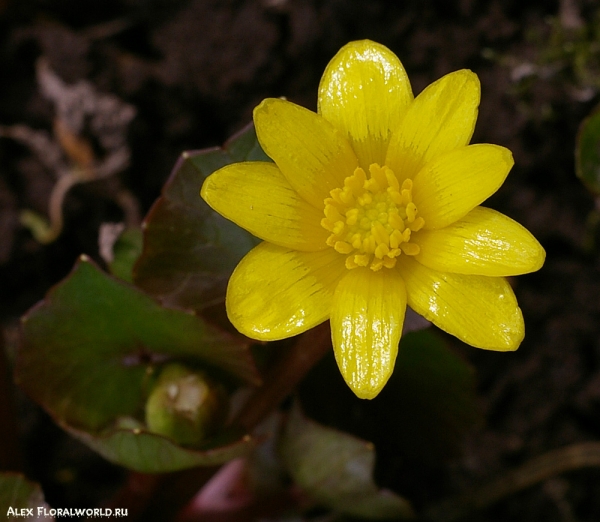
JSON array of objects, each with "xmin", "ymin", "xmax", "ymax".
[{"xmin": 2, "ymin": 0, "xmax": 600, "ymax": 521}]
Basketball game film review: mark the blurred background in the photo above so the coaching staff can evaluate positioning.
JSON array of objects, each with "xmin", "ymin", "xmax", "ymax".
[{"xmin": 2, "ymin": 0, "xmax": 600, "ymax": 520}]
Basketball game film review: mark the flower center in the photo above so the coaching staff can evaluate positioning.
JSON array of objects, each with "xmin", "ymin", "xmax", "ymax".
[{"xmin": 321, "ymin": 163, "xmax": 424, "ymax": 271}]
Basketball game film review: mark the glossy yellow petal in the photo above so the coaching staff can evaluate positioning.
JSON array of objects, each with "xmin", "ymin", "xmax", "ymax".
[
  {"xmin": 226, "ymin": 242, "xmax": 345, "ymax": 341},
  {"xmin": 253, "ymin": 98, "xmax": 359, "ymax": 209},
  {"xmin": 385, "ymin": 69, "xmax": 480, "ymax": 180},
  {"xmin": 318, "ymin": 40, "xmax": 413, "ymax": 169},
  {"xmin": 201, "ymin": 161, "xmax": 329, "ymax": 252},
  {"xmin": 398, "ymin": 257, "xmax": 523, "ymax": 351},
  {"xmin": 330, "ymin": 268, "xmax": 407, "ymax": 399},
  {"xmin": 414, "ymin": 207, "xmax": 546, "ymax": 276},
  {"xmin": 412, "ymin": 144, "xmax": 514, "ymax": 229}
]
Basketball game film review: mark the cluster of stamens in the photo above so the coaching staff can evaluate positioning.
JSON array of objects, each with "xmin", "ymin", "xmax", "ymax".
[{"xmin": 321, "ymin": 163, "xmax": 424, "ymax": 271}]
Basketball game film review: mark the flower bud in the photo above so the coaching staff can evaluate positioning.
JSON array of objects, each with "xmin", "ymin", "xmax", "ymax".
[{"xmin": 145, "ymin": 363, "xmax": 228, "ymax": 447}]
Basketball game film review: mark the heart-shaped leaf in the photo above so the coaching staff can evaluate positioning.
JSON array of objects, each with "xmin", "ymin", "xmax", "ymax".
[
  {"xmin": 17, "ymin": 256, "xmax": 260, "ymax": 471},
  {"xmin": 133, "ymin": 123, "xmax": 267, "ymax": 311},
  {"xmin": 279, "ymin": 404, "xmax": 414, "ymax": 519}
]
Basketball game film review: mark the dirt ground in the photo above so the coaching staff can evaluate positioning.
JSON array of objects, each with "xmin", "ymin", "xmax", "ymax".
[{"xmin": 2, "ymin": 0, "xmax": 600, "ymax": 521}]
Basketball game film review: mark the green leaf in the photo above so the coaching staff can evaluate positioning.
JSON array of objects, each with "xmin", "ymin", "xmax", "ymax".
[
  {"xmin": 133, "ymin": 123, "xmax": 267, "ymax": 311},
  {"xmin": 109, "ymin": 227, "xmax": 143, "ymax": 283},
  {"xmin": 279, "ymin": 404, "xmax": 415, "ymax": 520},
  {"xmin": 17, "ymin": 256, "xmax": 260, "ymax": 471},
  {"xmin": 64, "ymin": 424, "xmax": 254, "ymax": 473},
  {"xmin": 0, "ymin": 473, "xmax": 52, "ymax": 519},
  {"xmin": 576, "ymin": 105, "xmax": 600, "ymax": 195}
]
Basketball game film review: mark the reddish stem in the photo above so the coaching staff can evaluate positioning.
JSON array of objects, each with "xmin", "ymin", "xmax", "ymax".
[{"xmin": 234, "ymin": 322, "xmax": 332, "ymax": 431}]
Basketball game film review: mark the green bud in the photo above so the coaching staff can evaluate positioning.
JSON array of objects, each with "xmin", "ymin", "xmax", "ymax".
[{"xmin": 145, "ymin": 363, "xmax": 228, "ymax": 447}]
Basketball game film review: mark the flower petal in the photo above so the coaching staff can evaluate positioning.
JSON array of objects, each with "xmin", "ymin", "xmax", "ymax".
[
  {"xmin": 226, "ymin": 242, "xmax": 345, "ymax": 341},
  {"xmin": 330, "ymin": 267, "xmax": 407, "ymax": 399},
  {"xmin": 253, "ymin": 98, "xmax": 359, "ymax": 209},
  {"xmin": 318, "ymin": 39, "xmax": 413, "ymax": 169},
  {"xmin": 412, "ymin": 144, "xmax": 514, "ymax": 229},
  {"xmin": 397, "ymin": 257, "xmax": 523, "ymax": 351},
  {"xmin": 385, "ymin": 69, "xmax": 480, "ymax": 180},
  {"xmin": 201, "ymin": 161, "xmax": 329, "ymax": 251},
  {"xmin": 414, "ymin": 207, "xmax": 546, "ymax": 276}
]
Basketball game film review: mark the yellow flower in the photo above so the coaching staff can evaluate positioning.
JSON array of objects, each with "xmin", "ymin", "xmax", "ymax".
[{"xmin": 201, "ymin": 40, "xmax": 545, "ymax": 399}]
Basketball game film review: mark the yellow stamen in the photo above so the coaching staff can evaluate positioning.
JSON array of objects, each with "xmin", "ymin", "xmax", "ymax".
[
  {"xmin": 351, "ymin": 233, "xmax": 362, "ymax": 249},
  {"xmin": 382, "ymin": 257, "xmax": 397, "ymax": 269},
  {"xmin": 345, "ymin": 256, "xmax": 358, "ymax": 269},
  {"xmin": 406, "ymin": 202, "xmax": 417, "ymax": 222},
  {"xmin": 362, "ymin": 235, "xmax": 376, "ymax": 254},
  {"xmin": 324, "ymin": 205, "xmax": 343, "ymax": 222},
  {"xmin": 320, "ymin": 218, "xmax": 335, "ymax": 232},
  {"xmin": 339, "ymin": 188, "xmax": 354, "ymax": 205},
  {"xmin": 354, "ymin": 254, "xmax": 370, "ymax": 267},
  {"xmin": 330, "ymin": 188, "xmax": 343, "ymax": 204},
  {"xmin": 374, "ymin": 243, "xmax": 389, "ymax": 259},
  {"xmin": 364, "ymin": 178, "xmax": 381, "ymax": 193},
  {"xmin": 385, "ymin": 168, "xmax": 399, "ymax": 191},
  {"xmin": 388, "ymin": 211, "xmax": 404, "ymax": 230},
  {"xmin": 371, "ymin": 222, "xmax": 389, "ymax": 245},
  {"xmin": 410, "ymin": 217, "xmax": 425, "ymax": 232},
  {"xmin": 390, "ymin": 229, "xmax": 403, "ymax": 249},
  {"xmin": 370, "ymin": 258, "xmax": 384, "ymax": 271},
  {"xmin": 345, "ymin": 208, "xmax": 359, "ymax": 225},
  {"xmin": 401, "ymin": 242, "xmax": 420, "ymax": 256},
  {"xmin": 333, "ymin": 221, "xmax": 345, "ymax": 235},
  {"xmin": 334, "ymin": 241, "xmax": 353, "ymax": 254},
  {"xmin": 321, "ymin": 164, "xmax": 424, "ymax": 271},
  {"xmin": 357, "ymin": 193, "xmax": 372, "ymax": 206}
]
